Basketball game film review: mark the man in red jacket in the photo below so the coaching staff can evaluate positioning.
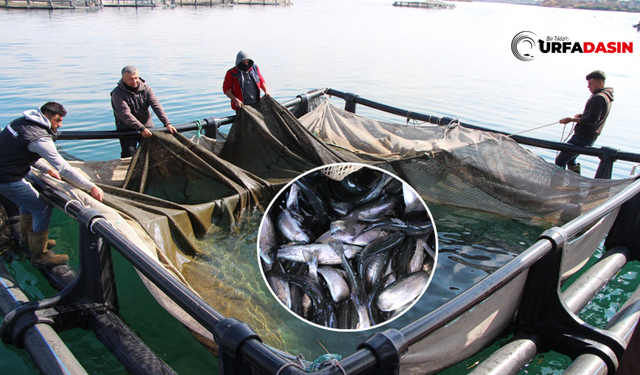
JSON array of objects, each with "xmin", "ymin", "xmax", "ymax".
[{"xmin": 223, "ymin": 51, "xmax": 270, "ymax": 110}]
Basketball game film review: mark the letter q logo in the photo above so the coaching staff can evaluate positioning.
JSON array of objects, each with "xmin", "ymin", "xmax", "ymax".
[{"xmin": 512, "ymin": 31, "xmax": 537, "ymax": 61}]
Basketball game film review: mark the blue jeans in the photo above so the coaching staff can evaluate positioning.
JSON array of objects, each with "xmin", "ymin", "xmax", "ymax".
[
  {"xmin": 555, "ymin": 135, "xmax": 595, "ymax": 168},
  {"xmin": 0, "ymin": 178, "xmax": 52, "ymax": 232}
]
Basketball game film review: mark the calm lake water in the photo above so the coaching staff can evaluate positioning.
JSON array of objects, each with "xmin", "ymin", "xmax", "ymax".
[{"xmin": 1, "ymin": 1, "xmax": 639, "ymax": 374}]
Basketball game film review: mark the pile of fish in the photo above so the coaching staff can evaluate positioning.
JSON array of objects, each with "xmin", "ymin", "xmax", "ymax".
[{"xmin": 259, "ymin": 166, "xmax": 436, "ymax": 330}]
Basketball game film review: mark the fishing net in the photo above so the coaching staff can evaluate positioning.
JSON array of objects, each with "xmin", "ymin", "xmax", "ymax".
[
  {"xmin": 23, "ymin": 93, "xmax": 635, "ymax": 374},
  {"xmin": 300, "ymin": 100, "xmax": 631, "ymax": 225},
  {"xmin": 0, "ymin": 203, "xmax": 13, "ymax": 253},
  {"xmin": 0, "ymin": 195, "xmax": 20, "ymax": 254}
]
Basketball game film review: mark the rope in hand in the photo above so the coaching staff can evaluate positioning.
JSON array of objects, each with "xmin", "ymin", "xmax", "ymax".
[
  {"xmin": 508, "ymin": 121, "xmax": 560, "ymax": 137},
  {"xmin": 560, "ymin": 122, "xmax": 575, "ymax": 143},
  {"xmin": 554, "ymin": 122, "xmax": 576, "ymax": 159}
]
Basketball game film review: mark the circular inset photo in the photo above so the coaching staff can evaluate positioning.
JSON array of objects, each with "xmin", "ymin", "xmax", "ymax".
[{"xmin": 258, "ymin": 163, "xmax": 438, "ymax": 331}]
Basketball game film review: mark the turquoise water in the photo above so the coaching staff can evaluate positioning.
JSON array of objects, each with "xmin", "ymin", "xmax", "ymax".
[{"xmin": 1, "ymin": 1, "xmax": 639, "ymax": 373}]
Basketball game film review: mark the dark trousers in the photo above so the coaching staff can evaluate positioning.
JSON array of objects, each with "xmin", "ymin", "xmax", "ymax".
[
  {"xmin": 119, "ymin": 137, "xmax": 139, "ymax": 158},
  {"xmin": 555, "ymin": 134, "xmax": 595, "ymax": 168}
]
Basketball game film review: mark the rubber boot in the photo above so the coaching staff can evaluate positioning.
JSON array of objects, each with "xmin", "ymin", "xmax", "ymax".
[
  {"xmin": 19, "ymin": 214, "xmax": 56, "ymax": 250},
  {"xmin": 568, "ymin": 163, "xmax": 582, "ymax": 175},
  {"xmin": 28, "ymin": 230, "xmax": 68, "ymax": 268}
]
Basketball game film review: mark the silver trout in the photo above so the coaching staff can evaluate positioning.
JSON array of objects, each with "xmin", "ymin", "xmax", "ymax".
[
  {"xmin": 277, "ymin": 209, "xmax": 310, "ymax": 244},
  {"xmin": 277, "ymin": 243, "xmax": 362, "ymax": 265},
  {"xmin": 376, "ymin": 271, "xmax": 430, "ymax": 312}
]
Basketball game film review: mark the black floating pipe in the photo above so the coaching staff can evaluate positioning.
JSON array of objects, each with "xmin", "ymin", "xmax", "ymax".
[
  {"xmin": 318, "ymin": 179, "xmax": 640, "ymax": 375},
  {"xmin": 31, "ymin": 107, "xmax": 640, "ymax": 375},
  {"xmin": 55, "ymin": 89, "xmax": 326, "ymax": 141},
  {"xmin": 89, "ymin": 312, "xmax": 178, "ymax": 375},
  {"xmin": 0, "ymin": 262, "xmax": 89, "ymax": 375},
  {"xmin": 29, "ymin": 175, "xmax": 228, "ymax": 330},
  {"xmin": 23, "ymin": 176, "xmax": 181, "ymax": 375},
  {"xmin": 28, "ymin": 176, "xmax": 297, "ymax": 374}
]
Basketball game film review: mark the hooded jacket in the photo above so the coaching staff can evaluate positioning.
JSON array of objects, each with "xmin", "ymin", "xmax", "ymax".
[
  {"xmin": 0, "ymin": 110, "xmax": 95, "ymax": 190},
  {"xmin": 574, "ymin": 87, "xmax": 614, "ymax": 142},
  {"xmin": 111, "ymin": 78, "xmax": 171, "ymax": 132},
  {"xmin": 223, "ymin": 51, "xmax": 267, "ymax": 110}
]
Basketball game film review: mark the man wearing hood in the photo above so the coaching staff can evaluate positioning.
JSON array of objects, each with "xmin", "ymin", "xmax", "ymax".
[
  {"xmin": 556, "ymin": 70, "xmax": 614, "ymax": 175},
  {"xmin": 0, "ymin": 102, "xmax": 104, "ymax": 268},
  {"xmin": 223, "ymin": 51, "xmax": 270, "ymax": 110},
  {"xmin": 111, "ymin": 66, "xmax": 176, "ymax": 158}
]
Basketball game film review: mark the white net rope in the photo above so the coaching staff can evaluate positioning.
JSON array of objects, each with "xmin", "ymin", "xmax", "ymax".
[{"xmin": 320, "ymin": 164, "xmax": 364, "ymax": 181}]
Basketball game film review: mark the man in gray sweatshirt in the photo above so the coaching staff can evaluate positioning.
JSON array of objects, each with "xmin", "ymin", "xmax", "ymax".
[
  {"xmin": 0, "ymin": 102, "xmax": 104, "ymax": 267},
  {"xmin": 111, "ymin": 66, "xmax": 176, "ymax": 158}
]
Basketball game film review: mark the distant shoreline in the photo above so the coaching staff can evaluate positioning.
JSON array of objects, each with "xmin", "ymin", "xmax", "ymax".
[
  {"xmin": 539, "ymin": 0, "xmax": 640, "ymax": 12},
  {"xmin": 468, "ymin": 0, "xmax": 640, "ymax": 13}
]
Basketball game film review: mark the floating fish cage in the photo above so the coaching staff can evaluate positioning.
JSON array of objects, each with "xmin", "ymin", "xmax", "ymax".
[{"xmin": 1, "ymin": 88, "xmax": 640, "ymax": 375}]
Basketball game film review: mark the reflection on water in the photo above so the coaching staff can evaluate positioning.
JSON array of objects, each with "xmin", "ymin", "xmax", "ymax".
[{"xmin": 181, "ymin": 204, "xmax": 540, "ymax": 360}]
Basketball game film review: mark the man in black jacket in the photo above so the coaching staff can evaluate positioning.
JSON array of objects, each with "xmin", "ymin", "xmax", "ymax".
[
  {"xmin": 0, "ymin": 102, "xmax": 103, "ymax": 267},
  {"xmin": 555, "ymin": 70, "xmax": 614, "ymax": 175}
]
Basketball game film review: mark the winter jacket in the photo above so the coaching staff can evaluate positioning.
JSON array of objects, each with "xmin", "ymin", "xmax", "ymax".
[
  {"xmin": 575, "ymin": 87, "xmax": 614, "ymax": 142},
  {"xmin": 0, "ymin": 110, "xmax": 94, "ymax": 190},
  {"xmin": 223, "ymin": 51, "xmax": 267, "ymax": 110},
  {"xmin": 111, "ymin": 78, "xmax": 171, "ymax": 132}
]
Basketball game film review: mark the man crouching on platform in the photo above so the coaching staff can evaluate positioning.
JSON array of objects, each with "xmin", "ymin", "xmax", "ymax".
[{"xmin": 0, "ymin": 102, "xmax": 104, "ymax": 268}]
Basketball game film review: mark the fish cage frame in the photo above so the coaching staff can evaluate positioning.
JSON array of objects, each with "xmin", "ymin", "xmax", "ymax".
[{"xmin": 2, "ymin": 89, "xmax": 640, "ymax": 375}]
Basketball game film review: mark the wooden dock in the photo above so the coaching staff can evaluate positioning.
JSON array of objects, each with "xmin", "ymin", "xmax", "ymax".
[
  {"xmin": 393, "ymin": 0, "xmax": 455, "ymax": 9},
  {"xmin": 1, "ymin": 0, "xmax": 289, "ymax": 8}
]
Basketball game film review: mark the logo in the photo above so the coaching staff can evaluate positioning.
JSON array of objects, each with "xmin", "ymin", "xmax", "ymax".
[
  {"xmin": 511, "ymin": 32, "xmax": 634, "ymax": 61},
  {"xmin": 512, "ymin": 31, "xmax": 538, "ymax": 61}
]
